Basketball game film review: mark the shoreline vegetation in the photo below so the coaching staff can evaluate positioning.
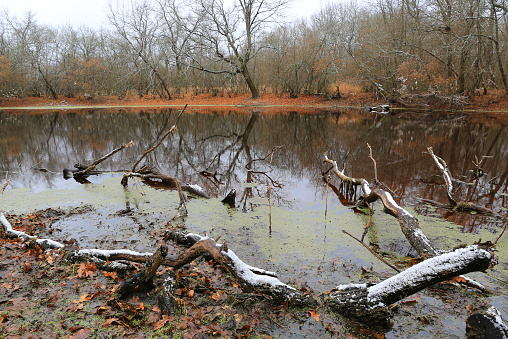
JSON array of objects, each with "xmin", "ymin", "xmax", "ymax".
[{"xmin": 2, "ymin": 92, "xmax": 508, "ymax": 119}]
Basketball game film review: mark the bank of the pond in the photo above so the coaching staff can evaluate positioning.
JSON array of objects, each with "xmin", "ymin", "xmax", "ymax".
[{"xmin": 1, "ymin": 92, "xmax": 508, "ymax": 122}]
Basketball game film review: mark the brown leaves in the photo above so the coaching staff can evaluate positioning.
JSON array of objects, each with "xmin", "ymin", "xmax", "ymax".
[
  {"xmin": 73, "ymin": 293, "xmax": 92, "ymax": 304},
  {"xmin": 103, "ymin": 270, "xmax": 120, "ymax": 281},
  {"xmin": 210, "ymin": 290, "xmax": 227, "ymax": 302},
  {"xmin": 308, "ymin": 309, "xmax": 320, "ymax": 322},
  {"xmin": 153, "ymin": 315, "xmax": 174, "ymax": 331},
  {"xmin": 77, "ymin": 261, "xmax": 97, "ymax": 279}
]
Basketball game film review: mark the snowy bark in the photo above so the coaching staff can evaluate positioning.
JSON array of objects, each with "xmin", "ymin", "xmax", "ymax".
[
  {"xmin": 327, "ymin": 245, "xmax": 496, "ymax": 321},
  {"xmin": 0, "ymin": 212, "xmax": 64, "ymax": 249},
  {"xmin": 169, "ymin": 230, "xmax": 305, "ymax": 303}
]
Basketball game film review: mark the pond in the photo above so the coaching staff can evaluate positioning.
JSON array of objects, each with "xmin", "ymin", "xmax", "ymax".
[{"xmin": 1, "ymin": 108, "xmax": 507, "ymax": 337}]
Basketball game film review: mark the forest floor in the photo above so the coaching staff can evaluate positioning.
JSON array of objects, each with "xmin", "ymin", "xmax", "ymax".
[{"xmin": 0, "ymin": 210, "xmax": 493, "ymax": 339}]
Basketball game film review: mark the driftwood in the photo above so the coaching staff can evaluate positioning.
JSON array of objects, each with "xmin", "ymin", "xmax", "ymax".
[
  {"xmin": 64, "ymin": 141, "xmax": 133, "ymax": 179},
  {"xmin": 1, "ymin": 211, "xmax": 500, "ymax": 323},
  {"xmin": 327, "ymin": 244, "xmax": 496, "ymax": 321},
  {"xmin": 323, "ymin": 154, "xmax": 438, "ymax": 257},
  {"xmin": 119, "ymin": 245, "xmax": 168, "ymax": 296},
  {"xmin": 121, "ymin": 105, "xmax": 186, "ymax": 188},
  {"xmin": 427, "ymin": 147, "xmax": 505, "ymax": 218}
]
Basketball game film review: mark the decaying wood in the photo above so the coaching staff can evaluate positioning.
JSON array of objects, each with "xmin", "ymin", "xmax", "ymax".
[
  {"xmin": 119, "ymin": 106, "xmax": 190, "ymax": 219},
  {"xmin": 466, "ymin": 306, "xmax": 508, "ymax": 339},
  {"xmin": 168, "ymin": 230, "xmax": 306, "ymax": 303},
  {"xmin": 119, "ymin": 245, "xmax": 168, "ymax": 296},
  {"xmin": 2, "ymin": 209, "xmax": 500, "ymax": 323},
  {"xmin": 0, "ymin": 212, "xmax": 64, "ymax": 250},
  {"xmin": 323, "ymin": 154, "xmax": 438, "ymax": 257},
  {"xmin": 158, "ymin": 272, "xmax": 177, "ymax": 315},
  {"xmin": 327, "ymin": 244, "xmax": 496, "ymax": 322},
  {"xmin": 68, "ymin": 141, "xmax": 133, "ymax": 178},
  {"xmin": 427, "ymin": 147, "xmax": 505, "ymax": 218}
]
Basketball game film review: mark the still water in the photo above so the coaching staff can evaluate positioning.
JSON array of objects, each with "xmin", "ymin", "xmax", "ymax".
[{"xmin": 1, "ymin": 108, "xmax": 507, "ymax": 336}]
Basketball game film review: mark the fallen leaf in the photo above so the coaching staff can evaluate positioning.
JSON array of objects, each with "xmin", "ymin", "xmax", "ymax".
[
  {"xmin": 102, "ymin": 318, "xmax": 120, "ymax": 327},
  {"xmin": 153, "ymin": 315, "xmax": 172, "ymax": 331},
  {"xmin": 69, "ymin": 325, "xmax": 85, "ymax": 332},
  {"xmin": 309, "ymin": 310, "xmax": 320, "ymax": 322},
  {"xmin": 73, "ymin": 293, "xmax": 92, "ymax": 304},
  {"xmin": 103, "ymin": 271, "xmax": 119, "ymax": 280},
  {"xmin": 69, "ymin": 328, "xmax": 91, "ymax": 339},
  {"xmin": 188, "ymin": 290, "xmax": 195, "ymax": 298}
]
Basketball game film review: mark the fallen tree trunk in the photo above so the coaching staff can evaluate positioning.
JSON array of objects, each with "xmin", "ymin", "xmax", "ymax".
[
  {"xmin": 327, "ymin": 244, "xmax": 496, "ymax": 321},
  {"xmin": 0, "ymin": 212, "xmax": 64, "ymax": 250},
  {"xmin": 2, "ymin": 211, "xmax": 499, "ymax": 322}
]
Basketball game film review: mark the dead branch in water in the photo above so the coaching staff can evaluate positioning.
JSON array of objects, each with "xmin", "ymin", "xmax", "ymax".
[
  {"xmin": 70, "ymin": 141, "xmax": 133, "ymax": 178},
  {"xmin": 324, "ymin": 153, "xmax": 438, "ymax": 257},
  {"xmin": 427, "ymin": 147, "xmax": 505, "ymax": 218}
]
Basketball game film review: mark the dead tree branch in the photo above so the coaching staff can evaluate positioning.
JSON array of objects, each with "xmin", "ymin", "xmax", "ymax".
[
  {"xmin": 342, "ymin": 230, "xmax": 401, "ymax": 273},
  {"xmin": 0, "ymin": 212, "xmax": 64, "ymax": 250},
  {"xmin": 70, "ymin": 141, "xmax": 134, "ymax": 178},
  {"xmin": 324, "ymin": 153, "xmax": 438, "ymax": 257},
  {"xmin": 427, "ymin": 147, "xmax": 504, "ymax": 218}
]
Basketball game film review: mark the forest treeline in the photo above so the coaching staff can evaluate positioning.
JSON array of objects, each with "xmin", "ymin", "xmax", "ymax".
[{"xmin": 1, "ymin": 0, "xmax": 508, "ymax": 100}]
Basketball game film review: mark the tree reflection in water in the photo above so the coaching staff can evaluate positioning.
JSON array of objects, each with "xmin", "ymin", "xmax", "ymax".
[{"xmin": 1, "ymin": 108, "xmax": 506, "ymax": 234}]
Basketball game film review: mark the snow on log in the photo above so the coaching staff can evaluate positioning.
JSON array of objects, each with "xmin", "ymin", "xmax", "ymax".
[
  {"xmin": 327, "ymin": 245, "xmax": 496, "ymax": 321},
  {"xmin": 169, "ymin": 230, "xmax": 305, "ymax": 302},
  {"xmin": 0, "ymin": 212, "xmax": 64, "ymax": 249}
]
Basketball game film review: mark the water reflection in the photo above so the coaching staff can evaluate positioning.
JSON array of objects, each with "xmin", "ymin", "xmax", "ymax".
[{"xmin": 1, "ymin": 109, "xmax": 507, "ymax": 234}]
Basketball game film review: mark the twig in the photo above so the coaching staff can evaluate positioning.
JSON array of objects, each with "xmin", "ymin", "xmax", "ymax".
[
  {"xmin": 342, "ymin": 230, "xmax": 401, "ymax": 273},
  {"xmin": 267, "ymin": 180, "xmax": 272, "ymax": 235},
  {"xmin": 367, "ymin": 143, "xmax": 378, "ymax": 182},
  {"xmin": 361, "ymin": 210, "xmax": 374, "ymax": 242},
  {"xmin": 494, "ymin": 221, "xmax": 507, "ymax": 245},
  {"xmin": 74, "ymin": 141, "xmax": 133, "ymax": 177}
]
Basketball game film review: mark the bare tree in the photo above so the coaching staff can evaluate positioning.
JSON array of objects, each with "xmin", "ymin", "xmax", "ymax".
[
  {"xmin": 182, "ymin": 0, "xmax": 291, "ymax": 98},
  {"xmin": 108, "ymin": 0, "xmax": 173, "ymax": 99}
]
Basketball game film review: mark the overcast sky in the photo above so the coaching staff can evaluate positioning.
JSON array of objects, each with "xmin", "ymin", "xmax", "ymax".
[{"xmin": 1, "ymin": 0, "xmax": 329, "ymax": 29}]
